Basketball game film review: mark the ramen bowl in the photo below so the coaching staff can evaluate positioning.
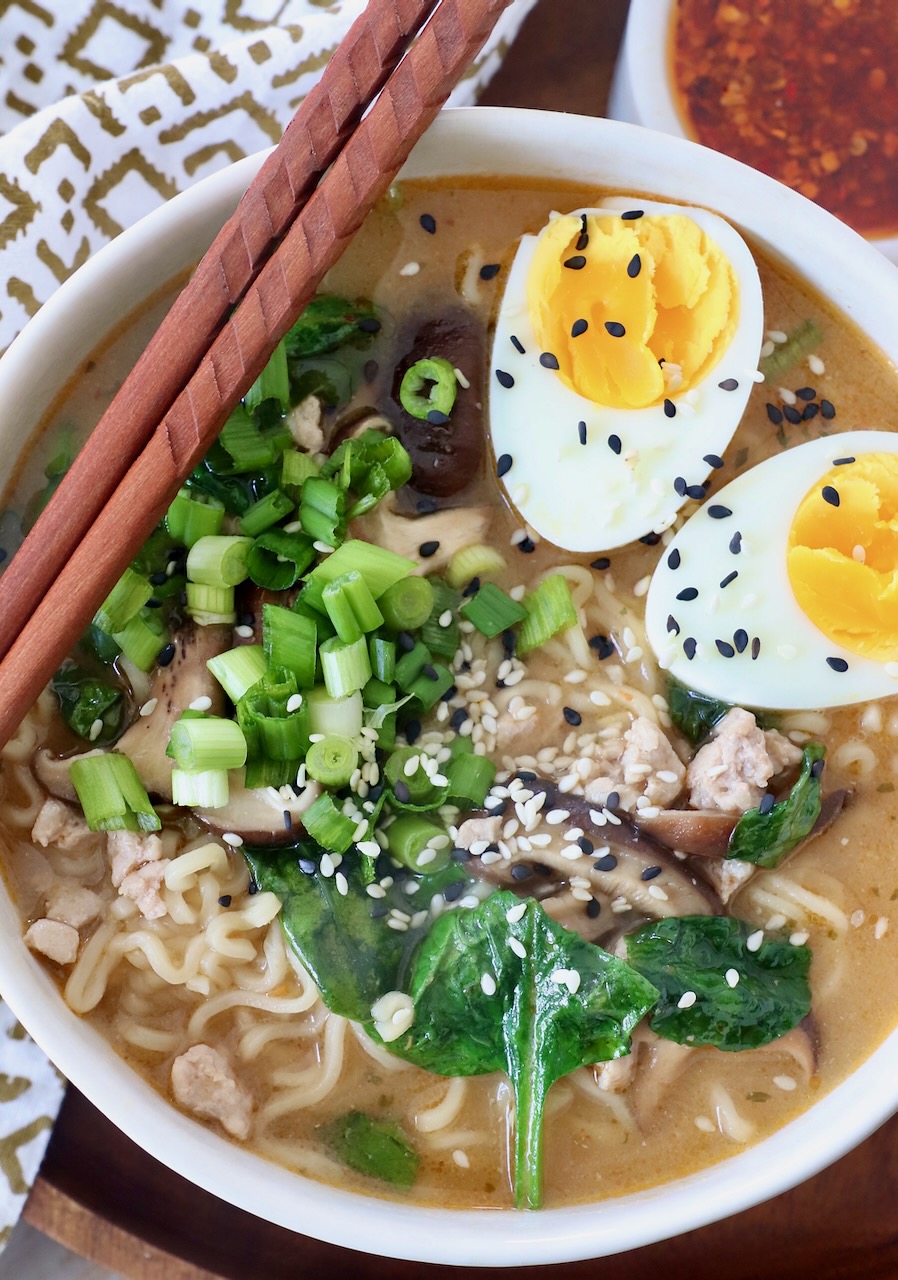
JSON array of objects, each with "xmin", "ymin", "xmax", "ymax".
[{"xmin": 0, "ymin": 107, "xmax": 898, "ymax": 1266}]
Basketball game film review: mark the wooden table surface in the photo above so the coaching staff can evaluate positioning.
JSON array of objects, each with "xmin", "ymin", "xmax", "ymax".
[{"xmin": 23, "ymin": 0, "xmax": 898, "ymax": 1275}]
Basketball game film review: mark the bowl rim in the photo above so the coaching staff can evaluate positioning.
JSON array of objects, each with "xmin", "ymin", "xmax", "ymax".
[{"xmin": 2, "ymin": 104, "xmax": 898, "ymax": 1266}]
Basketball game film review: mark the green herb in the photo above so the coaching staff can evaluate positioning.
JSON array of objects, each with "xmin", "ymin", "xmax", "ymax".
[
  {"xmin": 326, "ymin": 1111, "xmax": 419, "ymax": 1188},
  {"xmin": 52, "ymin": 664, "xmax": 122, "ymax": 743},
  {"xmin": 625, "ymin": 915, "xmax": 811, "ymax": 1051},
  {"xmin": 185, "ymin": 456, "xmax": 280, "ymax": 517},
  {"xmin": 728, "ymin": 743, "xmax": 824, "ymax": 868},
  {"xmin": 759, "ymin": 319, "xmax": 824, "ymax": 383},
  {"xmin": 284, "ymin": 295, "xmax": 380, "ymax": 360},
  {"xmin": 666, "ymin": 677, "xmax": 732, "ymax": 744}
]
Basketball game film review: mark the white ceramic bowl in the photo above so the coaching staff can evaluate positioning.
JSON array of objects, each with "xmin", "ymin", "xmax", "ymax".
[
  {"xmin": 1, "ymin": 107, "xmax": 898, "ymax": 1266},
  {"xmin": 608, "ymin": 0, "xmax": 898, "ymax": 265}
]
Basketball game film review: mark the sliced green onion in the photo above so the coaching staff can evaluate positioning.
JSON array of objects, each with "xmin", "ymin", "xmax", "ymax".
[
  {"xmin": 168, "ymin": 715, "xmax": 247, "ymax": 772},
  {"xmin": 166, "ymin": 488, "xmax": 225, "ymax": 548},
  {"xmin": 323, "ymin": 571, "xmax": 384, "ymax": 644},
  {"xmin": 378, "ymin": 574, "xmax": 434, "ymax": 632},
  {"xmin": 759, "ymin": 319, "xmax": 824, "ymax": 384},
  {"xmin": 262, "ymin": 605, "xmax": 316, "ymax": 687},
  {"xmin": 363, "ymin": 677, "xmax": 396, "ymax": 709},
  {"xmin": 446, "ymin": 752, "xmax": 496, "ymax": 808},
  {"xmin": 186, "ymin": 535, "xmax": 252, "ymax": 587},
  {"xmin": 419, "ymin": 578, "xmax": 460, "ymax": 660},
  {"xmin": 244, "ymin": 337, "xmax": 290, "ymax": 414},
  {"xmin": 404, "ymin": 662, "xmax": 454, "ymax": 713},
  {"xmin": 70, "ymin": 752, "xmax": 160, "ymax": 833},
  {"xmin": 399, "ymin": 356, "xmax": 458, "ymax": 421},
  {"xmin": 460, "ymin": 581, "xmax": 527, "ymax": 638},
  {"xmin": 171, "ymin": 768, "xmax": 230, "ymax": 809},
  {"xmin": 281, "ymin": 449, "xmax": 320, "ymax": 499},
  {"xmin": 305, "ymin": 735, "xmax": 358, "ymax": 788},
  {"xmin": 186, "ymin": 582, "xmax": 236, "ymax": 626},
  {"xmin": 302, "ymin": 792, "xmax": 358, "ymax": 853},
  {"xmin": 93, "ymin": 567, "xmax": 151, "ymax": 635},
  {"xmin": 247, "ymin": 528, "xmax": 316, "ymax": 591},
  {"xmin": 220, "ymin": 403, "xmax": 278, "ymax": 472},
  {"xmin": 445, "ymin": 543, "xmax": 507, "ymax": 590},
  {"xmin": 299, "ymin": 476, "xmax": 346, "ymax": 547},
  {"xmin": 300, "ymin": 540, "xmax": 416, "ymax": 614},
  {"xmin": 319, "ymin": 635, "xmax": 372, "ymax": 699},
  {"xmin": 207, "ymin": 644, "xmax": 268, "ymax": 703},
  {"xmin": 238, "ymin": 488, "xmax": 294, "ymax": 537},
  {"xmin": 306, "ymin": 687, "xmax": 363, "ymax": 739},
  {"xmin": 321, "ymin": 429, "xmax": 412, "ymax": 518},
  {"xmin": 385, "ymin": 746, "xmax": 446, "ymax": 808},
  {"xmin": 243, "ymin": 758, "xmax": 299, "ymax": 789},
  {"xmin": 516, "ymin": 574, "xmax": 578, "ymax": 655},
  {"xmin": 112, "ymin": 609, "xmax": 167, "ymax": 672},
  {"xmin": 386, "ymin": 814, "xmax": 450, "ymax": 872},
  {"xmin": 258, "ymin": 712, "xmax": 309, "ymax": 760},
  {"xmin": 368, "ymin": 635, "xmax": 396, "ymax": 683}
]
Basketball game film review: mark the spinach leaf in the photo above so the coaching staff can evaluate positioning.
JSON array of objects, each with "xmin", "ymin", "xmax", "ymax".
[
  {"xmin": 242, "ymin": 840, "xmax": 470, "ymax": 1022},
  {"xmin": 395, "ymin": 892, "xmax": 658, "ymax": 1209},
  {"xmin": 666, "ymin": 677, "xmax": 732, "ymax": 744},
  {"xmin": 625, "ymin": 915, "xmax": 811, "ymax": 1052},
  {"xmin": 728, "ymin": 743, "xmax": 824, "ymax": 869},
  {"xmin": 52, "ymin": 663, "xmax": 122, "ymax": 743},
  {"xmin": 285, "ymin": 295, "xmax": 379, "ymax": 360},
  {"xmin": 326, "ymin": 1111, "xmax": 419, "ymax": 1189}
]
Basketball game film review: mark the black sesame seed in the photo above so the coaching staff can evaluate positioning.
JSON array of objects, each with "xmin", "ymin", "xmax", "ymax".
[
  {"xmin": 416, "ymin": 495, "xmax": 439, "ymax": 514},
  {"xmin": 440, "ymin": 685, "xmax": 456, "ymax": 703},
  {"xmin": 608, "ymin": 434, "xmax": 622, "ymax": 455},
  {"xmin": 606, "ymin": 791, "xmax": 620, "ymax": 810},
  {"xmin": 419, "ymin": 212, "xmax": 437, "ymax": 234},
  {"xmin": 510, "ymin": 864, "xmax": 533, "ymax": 881},
  {"xmin": 685, "ymin": 484, "xmax": 706, "ymax": 500},
  {"xmin": 708, "ymin": 505, "xmax": 732, "ymax": 519},
  {"xmin": 247, "ymin": 882, "xmax": 258, "ymax": 896},
  {"xmin": 364, "ymin": 358, "xmax": 379, "ymax": 382},
  {"xmin": 704, "ymin": 453, "xmax": 725, "ymax": 469},
  {"xmin": 576, "ymin": 231, "xmax": 589, "ymax": 251},
  {"xmin": 684, "ymin": 637, "xmax": 697, "ymax": 660},
  {"xmin": 497, "ymin": 453, "xmax": 513, "ymax": 478},
  {"xmin": 283, "ymin": 810, "xmax": 293, "ymax": 830},
  {"xmin": 150, "ymin": 570, "xmax": 168, "ymax": 587},
  {"xmin": 571, "ymin": 319, "xmax": 588, "ymax": 338},
  {"xmin": 298, "ymin": 859, "xmax": 317, "ymax": 876},
  {"xmin": 422, "ymin": 663, "xmax": 439, "ymax": 681},
  {"xmin": 563, "ymin": 706, "xmax": 582, "ymax": 726},
  {"xmin": 715, "ymin": 639, "xmax": 736, "ymax": 658},
  {"xmin": 733, "ymin": 628, "xmax": 748, "ymax": 653},
  {"xmin": 802, "ymin": 403, "xmax": 819, "ymax": 420},
  {"xmin": 540, "ymin": 352, "xmax": 560, "ymax": 370},
  {"xmin": 516, "ymin": 770, "xmax": 537, "ymax": 782},
  {"xmin": 146, "ymin": 597, "xmax": 163, "ymax": 609},
  {"xmin": 729, "ymin": 531, "xmax": 743, "ymax": 554},
  {"xmin": 667, "ymin": 615, "xmax": 680, "ymax": 636},
  {"xmin": 589, "ymin": 633, "xmax": 615, "ymax": 660},
  {"xmin": 357, "ymin": 316, "xmax": 382, "ymax": 333},
  {"xmin": 427, "ymin": 409, "xmax": 450, "ymax": 425},
  {"xmin": 501, "ymin": 629, "xmax": 516, "ymax": 657},
  {"xmin": 405, "ymin": 718, "xmax": 422, "ymax": 745},
  {"xmin": 518, "ymin": 537, "xmax": 536, "ymax": 554},
  {"xmin": 577, "ymin": 836, "xmax": 594, "ymax": 855},
  {"xmin": 627, "ymin": 253, "xmax": 642, "ymax": 278},
  {"xmin": 394, "ymin": 780, "xmax": 411, "ymax": 803},
  {"xmin": 758, "ymin": 793, "xmax": 776, "ymax": 816},
  {"xmin": 751, "ymin": 636, "xmax": 761, "ymax": 659},
  {"xmin": 783, "ymin": 405, "xmax": 802, "ymax": 424},
  {"xmin": 510, "ymin": 334, "xmax": 525, "ymax": 354},
  {"xmin": 766, "ymin": 403, "xmax": 784, "ymax": 426},
  {"xmin": 621, "ymin": 209, "xmax": 644, "ymax": 220},
  {"xmin": 480, "ymin": 263, "xmax": 501, "ymax": 280},
  {"xmin": 157, "ymin": 643, "xmax": 176, "ymax": 668},
  {"xmin": 718, "ymin": 378, "xmax": 739, "ymax": 391},
  {"xmin": 676, "ymin": 587, "xmax": 699, "ymax": 601},
  {"xmin": 462, "ymin": 576, "xmax": 481, "ymax": 598},
  {"xmin": 811, "ymin": 758, "xmax": 825, "ymax": 779},
  {"xmin": 444, "ymin": 881, "xmax": 465, "ymax": 901},
  {"xmin": 594, "ymin": 854, "xmax": 618, "ymax": 871},
  {"xmin": 370, "ymin": 904, "xmax": 390, "ymax": 919},
  {"xmin": 564, "ymin": 255, "xmax": 587, "ymax": 270},
  {"xmin": 605, "ymin": 321, "xmax": 626, "ymax": 337},
  {"xmin": 664, "ymin": 398, "xmax": 676, "ymax": 418},
  {"xmin": 833, "ymin": 456, "xmax": 854, "ymax": 466},
  {"xmin": 668, "ymin": 548, "xmax": 681, "ymax": 569},
  {"xmin": 641, "ymin": 866, "xmax": 662, "ymax": 881},
  {"xmin": 826, "ymin": 656, "xmax": 849, "ymax": 672},
  {"xmin": 368, "ymin": 785, "xmax": 384, "ymax": 803},
  {"xmin": 586, "ymin": 898, "xmax": 602, "ymax": 919},
  {"xmin": 496, "ymin": 369, "xmax": 515, "ymax": 389},
  {"xmin": 795, "ymin": 386, "xmax": 816, "ymax": 401},
  {"xmin": 590, "ymin": 557, "xmax": 611, "ymax": 570},
  {"xmin": 419, "ymin": 540, "xmax": 440, "ymax": 558},
  {"xmin": 674, "ymin": 476, "xmax": 687, "ymax": 496},
  {"xmin": 578, "ymin": 420, "xmax": 587, "ymax": 446},
  {"xmin": 218, "ymin": 894, "xmax": 232, "ymax": 907},
  {"xmin": 822, "ymin": 485, "xmax": 840, "ymax": 508},
  {"xmin": 640, "ymin": 532, "xmax": 661, "ymax": 546},
  {"xmin": 821, "ymin": 399, "xmax": 836, "ymax": 419},
  {"xmin": 720, "ymin": 570, "xmax": 738, "ymax": 589}
]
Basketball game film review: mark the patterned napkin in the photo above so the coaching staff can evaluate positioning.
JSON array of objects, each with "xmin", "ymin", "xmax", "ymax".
[{"xmin": 0, "ymin": 0, "xmax": 535, "ymax": 1246}]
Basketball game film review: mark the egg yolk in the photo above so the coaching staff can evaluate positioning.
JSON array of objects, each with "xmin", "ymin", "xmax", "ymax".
[
  {"xmin": 787, "ymin": 452, "xmax": 898, "ymax": 662},
  {"xmin": 526, "ymin": 211, "xmax": 739, "ymax": 410}
]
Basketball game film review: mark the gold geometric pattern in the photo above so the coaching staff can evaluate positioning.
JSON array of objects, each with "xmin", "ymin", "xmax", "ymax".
[{"xmin": 0, "ymin": 0, "xmax": 535, "ymax": 1244}]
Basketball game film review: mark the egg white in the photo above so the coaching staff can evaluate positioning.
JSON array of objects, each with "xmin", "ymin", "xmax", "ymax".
[
  {"xmin": 488, "ymin": 197, "xmax": 765, "ymax": 553},
  {"xmin": 644, "ymin": 431, "xmax": 898, "ymax": 710}
]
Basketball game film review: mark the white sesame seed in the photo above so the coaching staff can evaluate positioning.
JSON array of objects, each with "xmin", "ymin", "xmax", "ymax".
[
  {"xmin": 286, "ymin": 693, "xmax": 303, "ymax": 713},
  {"xmin": 545, "ymin": 809, "xmax": 570, "ymax": 825},
  {"xmin": 88, "ymin": 718, "xmax": 104, "ymax": 741},
  {"xmin": 551, "ymin": 968, "xmax": 581, "ymax": 994},
  {"xmin": 366, "ymin": 884, "xmax": 386, "ymax": 899},
  {"xmin": 459, "ymin": 895, "xmax": 480, "ymax": 910},
  {"xmin": 188, "ymin": 696, "xmax": 213, "ymax": 712},
  {"xmin": 725, "ymin": 968, "xmax": 740, "ymax": 988},
  {"xmin": 777, "ymin": 386, "xmax": 797, "ymax": 406},
  {"xmin": 808, "ymin": 353, "xmax": 825, "ymax": 375},
  {"xmin": 320, "ymin": 853, "xmax": 335, "ymax": 878},
  {"xmin": 694, "ymin": 1116, "xmax": 715, "ymax": 1134},
  {"xmin": 571, "ymin": 887, "xmax": 592, "ymax": 902},
  {"xmin": 767, "ymin": 329, "xmax": 788, "ymax": 343},
  {"xmin": 506, "ymin": 902, "xmax": 527, "ymax": 924},
  {"xmin": 647, "ymin": 884, "xmax": 669, "ymax": 901},
  {"xmin": 335, "ymin": 872, "xmax": 349, "ymax": 897},
  {"xmin": 789, "ymin": 930, "xmax": 809, "ymax": 946},
  {"xmin": 481, "ymin": 973, "xmax": 497, "ymax": 996},
  {"xmin": 773, "ymin": 1075, "xmax": 797, "ymax": 1092},
  {"xmin": 850, "ymin": 909, "xmax": 865, "ymax": 928},
  {"xmin": 438, "ymin": 610, "xmax": 453, "ymax": 628},
  {"xmin": 677, "ymin": 991, "xmax": 697, "ymax": 1009},
  {"xmin": 589, "ymin": 690, "xmax": 611, "ymax": 706},
  {"xmin": 453, "ymin": 367, "xmax": 470, "ymax": 389},
  {"xmin": 399, "ymin": 260, "xmax": 420, "ymax": 276},
  {"xmin": 452, "ymin": 1148, "xmax": 470, "ymax": 1168},
  {"xmin": 875, "ymin": 916, "xmax": 890, "ymax": 940},
  {"xmin": 139, "ymin": 698, "xmax": 158, "ymax": 718},
  {"xmin": 221, "ymin": 832, "xmax": 244, "ymax": 848},
  {"xmin": 235, "ymin": 624, "xmax": 254, "ymax": 639},
  {"xmin": 509, "ymin": 937, "xmax": 527, "ymax": 959},
  {"xmin": 386, "ymin": 918, "xmax": 408, "ymax": 931},
  {"xmin": 746, "ymin": 929, "xmax": 764, "ymax": 952},
  {"xmin": 282, "ymin": 520, "xmax": 303, "ymax": 534}
]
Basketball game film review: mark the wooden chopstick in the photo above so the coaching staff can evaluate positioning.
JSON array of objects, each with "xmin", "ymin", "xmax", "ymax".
[
  {"xmin": 0, "ymin": 0, "xmax": 440, "ymax": 666},
  {"xmin": 0, "ymin": 0, "xmax": 514, "ymax": 748}
]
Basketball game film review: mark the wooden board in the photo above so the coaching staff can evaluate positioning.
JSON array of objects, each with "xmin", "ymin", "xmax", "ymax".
[{"xmin": 24, "ymin": 0, "xmax": 898, "ymax": 1274}]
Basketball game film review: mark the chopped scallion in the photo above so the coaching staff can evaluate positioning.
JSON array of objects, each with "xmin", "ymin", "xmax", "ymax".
[
  {"xmin": 378, "ymin": 574, "xmax": 434, "ymax": 632},
  {"xmin": 460, "ymin": 581, "xmax": 527, "ymax": 638},
  {"xmin": 305, "ymin": 735, "xmax": 358, "ymax": 788},
  {"xmin": 281, "ymin": 449, "xmax": 320, "ymax": 499},
  {"xmin": 516, "ymin": 575, "xmax": 578, "ymax": 654},
  {"xmin": 186, "ymin": 582, "xmax": 236, "ymax": 626},
  {"xmin": 70, "ymin": 752, "xmax": 160, "ymax": 832},
  {"xmin": 244, "ymin": 338, "xmax": 290, "ymax": 415},
  {"xmin": 445, "ymin": 543, "xmax": 507, "ymax": 590},
  {"xmin": 93, "ymin": 567, "xmax": 151, "ymax": 635},
  {"xmin": 399, "ymin": 356, "xmax": 457, "ymax": 421},
  {"xmin": 186, "ymin": 535, "xmax": 253, "ymax": 587},
  {"xmin": 171, "ymin": 767, "xmax": 230, "ymax": 809},
  {"xmin": 445, "ymin": 751, "xmax": 496, "ymax": 808},
  {"xmin": 112, "ymin": 608, "xmax": 167, "ymax": 672},
  {"xmin": 302, "ymin": 791, "xmax": 358, "ymax": 853},
  {"xmin": 166, "ymin": 488, "xmax": 225, "ymax": 548},
  {"xmin": 262, "ymin": 605, "xmax": 316, "ymax": 688},
  {"xmin": 386, "ymin": 814, "xmax": 450, "ymax": 872},
  {"xmin": 207, "ymin": 644, "xmax": 268, "ymax": 703},
  {"xmin": 319, "ymin": 634, "xmax": 372, "ymax": 699},
  {"xmin": 247, "ymin": 528, "xmax": 316, "ymax": 591},
  {"xmin": 322, "ymin": 571, "xmax": 384, "ymax": 644},
  {"xmin": 220, "ymin": 403, "xmax": 278, "ymax": 472},
  {"xmin": 300, "ymin": 540, "xmax": 416, "ymax": 614},
  {"xmin": 238, "ymin": 488, "xmax": 294, "ymax": 537},
  {"xmin": 368, "ymin": 634, "xmax": 396, "ymax": 683},
  {"xmin": 167, "ymin": 715, "xmax": 247, "ymax": 772}
]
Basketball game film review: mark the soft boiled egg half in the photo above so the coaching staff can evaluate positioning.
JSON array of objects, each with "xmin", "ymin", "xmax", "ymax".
[
  {"xmin": 489, "ymin": 197, "xmax": 765, "ymax": 552},
  {"xmin": 645, "ymin": 431, "xmax": 898, "ymax": 710}
]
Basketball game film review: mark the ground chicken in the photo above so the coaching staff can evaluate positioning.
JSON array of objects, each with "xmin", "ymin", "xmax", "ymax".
[
  {"xmin": 455, "ymin": 816, "xmax": 502, "ymax": 849},
  {"xmin": 118, "ymin": 860, "xmax": 169, "ymax": 920},
  {"xmin": 24, "ymin": 919, "xmax": 79, "ymax": 965},
  {"xmin": 45, "ymin": 885, "xmax": 103, "ymax": 929},
  {"xmin": 171, "ymin": 1044, "xmax": 253, "ymax": 1140},
  {"xmin": 583, "ymin": 716, "xmax": 684, "ymax": 812},
  {"xmin": 107, "ymin": 830, "xmax": 163, "ymax": 888},
  {"xmin": 687, "ymin": 708, "xmax": 802, "ymax": 814},
  {"xmin": 286, "ymin": 395, "xmax": 323, "ymax": 453},
  {"xmin": 31, "ymin": 799, "xmax": 91, "ymax": 850}
]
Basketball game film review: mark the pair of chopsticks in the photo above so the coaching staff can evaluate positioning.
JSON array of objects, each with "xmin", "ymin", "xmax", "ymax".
[{"xmin": 0, "ymin": 0, "xmax": 514, "ymax": 749}]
